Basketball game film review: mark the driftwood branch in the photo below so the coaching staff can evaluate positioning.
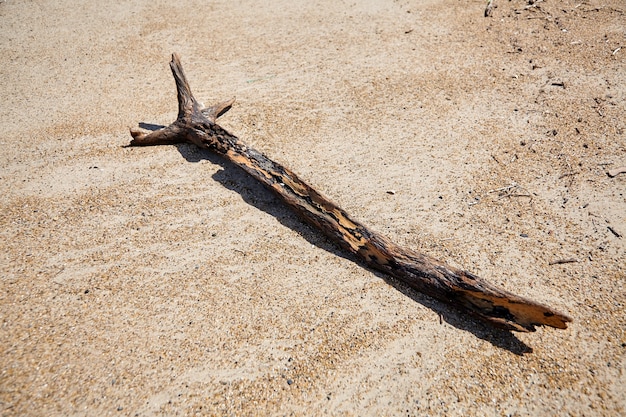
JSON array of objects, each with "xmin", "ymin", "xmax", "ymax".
[{"xmin": 128, "ymin": 54, "xmax": 572, "ymax": 332}]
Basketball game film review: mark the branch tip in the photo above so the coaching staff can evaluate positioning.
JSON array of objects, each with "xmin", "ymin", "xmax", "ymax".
[
  {"xmin": 202, "ymin": 97, "xmax": 236, "ymax": 122},
  {"xmin": 169, "ymin": 52, "xmax": 198, "ymax": 120},
  {"xmin": 130, "ymin": 127, "xmax": 148, "ymax": 140}
]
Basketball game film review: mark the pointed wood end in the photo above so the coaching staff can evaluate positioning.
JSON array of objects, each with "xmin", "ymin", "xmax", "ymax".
[
  {"xmin": 202, "ymin": 97, "xmax": 236, "ymax": 122},
  {"xmin": 127, "ymin": 123, "xmax": 188, "ymax": 147},
  {"xmin": 458, "ymin": 289, "xmax": 572, "ymax": 332}
]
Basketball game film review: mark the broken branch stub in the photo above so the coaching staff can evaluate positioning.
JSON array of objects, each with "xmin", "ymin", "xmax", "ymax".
[{"xmin": 128, "ymin": 53, "xmax": 572, "ymax": 332}]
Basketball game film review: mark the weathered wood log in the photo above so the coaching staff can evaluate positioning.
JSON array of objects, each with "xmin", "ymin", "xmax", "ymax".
[{"xmin": 128, "ymin": 53, "xmax": 572, "ymax": 332}]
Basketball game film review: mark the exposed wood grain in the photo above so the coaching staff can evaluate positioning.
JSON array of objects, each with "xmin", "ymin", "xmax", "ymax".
[{"xmin": 128, "ymin": 54, "xmax": 572, "ymax": 332}]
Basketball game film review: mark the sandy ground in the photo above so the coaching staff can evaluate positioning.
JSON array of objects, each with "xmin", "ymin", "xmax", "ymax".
[{"xmin": 1, "ymin": 0, "xmax": 625, "ymax": 415}]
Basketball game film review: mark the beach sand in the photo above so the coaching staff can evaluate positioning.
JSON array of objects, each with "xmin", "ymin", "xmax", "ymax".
[{"xmin": 1, "ymin": 0, "xmax": 624, "ymax": 415}]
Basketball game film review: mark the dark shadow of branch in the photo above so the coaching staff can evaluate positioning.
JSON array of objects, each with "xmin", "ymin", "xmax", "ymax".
[{"xmin": 138, "ymin": 122, "xmax": 167, "ymax": 131}]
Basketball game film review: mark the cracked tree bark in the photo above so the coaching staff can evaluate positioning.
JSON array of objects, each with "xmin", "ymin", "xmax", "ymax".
[{"xmin": 128, "ymin": 53, "xmax": 572, "ymax": 332}]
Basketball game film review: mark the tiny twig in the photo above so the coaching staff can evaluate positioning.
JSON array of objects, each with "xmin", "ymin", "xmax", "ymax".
[
  {"xmin": 592, "ymin": 97, "xmax": 605, "ymax": 117},
  {"xmin": 484, "ymin": 0, "xmax": 494, "ymax": 17},
  {"xmin": 607, "ymin": 166, "xmax": 626, "ymax": 178},
  {"xmin": 488, "ymin": 183, "xmax": 519, "ymax": 194},
  {"xmin": 549, "ymin": 258, "xmax": 579, "ymax": 266},
  {"xmin": 607, "ymin": 226, "xmax": 622, "ymax": 238},
  {"xmin": 487, "ymin": 182, "xmax": 534, "ymax": 202}
]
